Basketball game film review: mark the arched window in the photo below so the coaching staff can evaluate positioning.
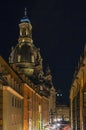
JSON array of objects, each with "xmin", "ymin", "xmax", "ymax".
[{"xmin": 17, "ymin": 55, "xmax": 21, "ymax": 62}]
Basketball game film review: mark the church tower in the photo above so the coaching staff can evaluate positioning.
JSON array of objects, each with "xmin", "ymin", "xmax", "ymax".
[
  {"xmin": 9, "ymin": 9, "xmax": 44, "ymax": 83},
  {"xmin": 18, "ymin": 8, "xmax": 32, "ymax": 45}
]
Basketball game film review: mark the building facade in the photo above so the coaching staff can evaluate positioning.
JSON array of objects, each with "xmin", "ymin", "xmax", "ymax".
[
  {"xmin": 49, "ymin": 86, "xmax": 56, "ymax": 124},
  {"xmin": 56, "ymin": 105, "xmax": 69, "ymax": 122},
  {"xmin": 0, "ymin": 56, "xmax": 23, "ymax": 130},
  {"xmin": 0, "ymin": 9, "xmax": 56, "ymax": 130},
  {"xmin": 70, "ymin": 45, "xmax": 86, "ymax": 130}
]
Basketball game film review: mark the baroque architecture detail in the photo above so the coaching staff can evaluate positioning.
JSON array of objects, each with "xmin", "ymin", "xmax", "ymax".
[
  {"xmin": 9, "ymin": 9, "xmax": 43, "ymax": 80},
  {"xmin": 0, "ymin": 9, "xmax": 56, "ymax": 130}
]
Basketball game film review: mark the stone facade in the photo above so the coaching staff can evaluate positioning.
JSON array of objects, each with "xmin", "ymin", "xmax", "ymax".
[
  {"xmin": 0, "ymin": 56, "xmax": 23, "ymax": 130},
  {"xmin": 56, "ymin": 105, "xmax": 69, "ymax": 122},
  {"xmin": 70, "ymin": 45, "xmax": 86, "ymax": 130}
]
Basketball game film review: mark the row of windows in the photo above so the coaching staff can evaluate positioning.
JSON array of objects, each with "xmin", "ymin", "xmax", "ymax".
[
  {"xmin": 0, "ymin": 65, "xmax": 22, "ymax": 95},
  {"xmin": 12, "ymin": 85, "xmax": 22, "ymax": 95},
  {"xmin": 3, "ymin": 75, "xmax": 22, "ymax": 95},
  {"xmin": 17, "ymin": 55, "xmax": 35, "ymax": 63},
  {"xmin": 12, "ymin": 96, "xmax": 22, "ymax": 108}
]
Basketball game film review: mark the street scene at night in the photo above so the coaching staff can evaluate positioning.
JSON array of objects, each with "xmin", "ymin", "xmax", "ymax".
[{"xmin": 0, "ymin": 0, "xmax": 86, "ymax": 130}]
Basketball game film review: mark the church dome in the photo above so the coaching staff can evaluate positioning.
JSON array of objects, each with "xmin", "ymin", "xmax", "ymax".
[
  {"xmin": 9, "ymin": 42, "xmax": 42, "ymax": 76},
  {"xmin": 13, "ymin": 43, "xmax": 35, "ymax": 64},
  {"xmin": 9, "ymin": 9, "xmax": 43, "ymax": 77}
]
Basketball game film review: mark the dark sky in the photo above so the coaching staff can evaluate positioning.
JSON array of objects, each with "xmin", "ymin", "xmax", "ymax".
[{"xmin": 0, "ymin": 0, "xmax": 86, "ymax": 104}]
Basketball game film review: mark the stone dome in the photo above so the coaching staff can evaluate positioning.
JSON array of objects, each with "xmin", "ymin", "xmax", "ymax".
[
  {"xmin": 9, "ymin": 9, "xmax": 43, "ymax": 77},
  {"xmin": 9, "ymin": 42, "xmax": 42, "ymax": 76},
  {"xmin": 12, "ymin": 43, "xmax": 35, "ymax": 63}
]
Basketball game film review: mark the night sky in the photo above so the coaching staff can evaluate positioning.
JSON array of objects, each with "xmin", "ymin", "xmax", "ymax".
[{"xmin": 0, "ymin": 1, "xmax": 86, "ymax": 105}]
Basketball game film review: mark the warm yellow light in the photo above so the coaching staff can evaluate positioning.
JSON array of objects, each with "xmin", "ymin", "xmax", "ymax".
[
  {"xmin": 22, "ymin": 39, "xmax": 25, "ymax": 42},
  {"xmin": 39, "ymin": 105, "xmax": 41, "ymax": 112}
]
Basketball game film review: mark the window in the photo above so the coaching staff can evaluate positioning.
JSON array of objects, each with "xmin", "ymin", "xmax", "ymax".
[
  {"xmin": 17, "ymin": 55, "xmax": 21, "ymax": 62},
  {"xmin": 0, "ymin": 119, "xmax": 2, "ymax": 126},
  {"xmin": 0, "ymin": 104, "xmax": 2, "ymax": 109},
  {"xmin": 12, "ymin": 96, "xmax": 14, "ymax": 107},
  {"xmin": 22, "ymin": 28, "xmax": 26, "ymax": 36},
  {"xmin": 31, "ymin": 55, "xmax": 34, "ymax": 63},
  {"xmin": 15, "ymin": 98, "xmax": 16, "ymax": 107},
  {"xmin": 0, "ymin": 97, "xmax": 2, "ymax": 103},
  {"xmin": 19, "ymin": 100, "xmax": 22, "ymax": 108}
]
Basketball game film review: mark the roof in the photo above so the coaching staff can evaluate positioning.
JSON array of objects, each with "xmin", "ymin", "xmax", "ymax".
[{"xmin": 20, "ymin": 16, "xmax": 31, "ymax": 23}]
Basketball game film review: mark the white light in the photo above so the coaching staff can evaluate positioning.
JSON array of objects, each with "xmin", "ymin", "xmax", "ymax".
[
  {"xmin": 57, "ymin": 123, "xmax": 60, "ymax": 127},
  {"xmin": 57, "ymin": 118, "xmax": 62, "ymax": 121},
  {"xmin": 57, "ymin": 94, "xmax": 59, "ymax": 96},
  {"xmin": 54, "ymin": 118, "xmax": 57, "ymax": 122},
  {"xmin": 53, "ymin": 125, "xmax": 56, "ymax": 129}
]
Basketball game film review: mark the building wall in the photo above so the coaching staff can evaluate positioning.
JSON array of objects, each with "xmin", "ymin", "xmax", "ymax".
[
  {"xmin": 0, "ymin": 56, "xmax": 23, "ymax": 130},
  {"xmin": 0, "ymin": 56, "xmax": 50, "ymax": 130},
  {"xmin": 23, "ymin": 83, "xmax": 49, "ymax": 130},
  {"xmin": 42, "ymin": 96, "xmax": 49, "ymax": 129},
  {"xmin": 70, "ymin": 45, "xmax": 86, "ymax": 130},
  {"xmin": 3, "ymin": 86, "xmax": 23, "ymax": 130},
  {"xmin": 56, "ymin": 105, "xmax": 69, "ymax": 121},
  {"xmin": 49, "ymin": 87, "xmax": 56, "ymax": 124}
]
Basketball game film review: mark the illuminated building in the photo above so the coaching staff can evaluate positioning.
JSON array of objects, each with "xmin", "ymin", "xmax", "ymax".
[
  {"xmin": 56, "ymin": 105, "xmax": 69, "ymax": 122},
  {"xmin": 49, "ymin": 86, "xmax": 56, "ymax": 124},
  {"xmin": 0, "ymin": 9, "xmax": 56, "ymax": 130},
  {"xmin": 70, "ymin": 44, "xmax": 86, "ymax": 130},
  {"xmin": 44, "ymin": 65, "xmax": 56, "ymax": 126},
  {"xmin": 0, "ymin": 56, "xmax": 23, "ymax": 130}
]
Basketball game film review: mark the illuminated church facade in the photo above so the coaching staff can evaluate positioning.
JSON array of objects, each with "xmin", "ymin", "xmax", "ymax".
[{"xmin": 0, "ymin": 9, "xmax": 56, "ymax": 130}]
